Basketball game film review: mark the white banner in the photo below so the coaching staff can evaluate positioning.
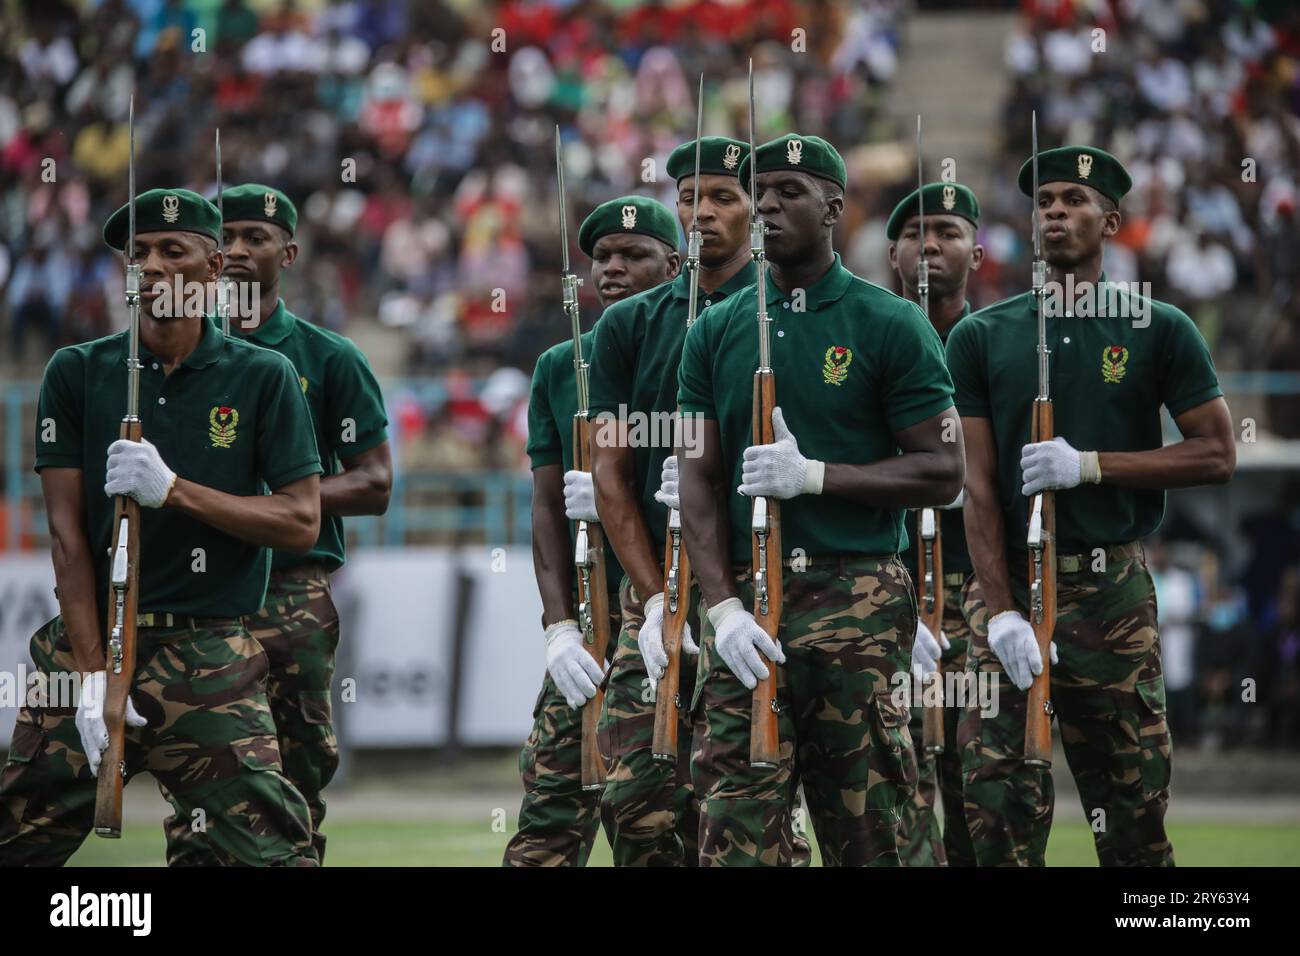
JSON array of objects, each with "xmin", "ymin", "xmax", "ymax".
[
  {"xmin": 0, "ymin": 547, "xmax": 549, "ymax": 749},
  {"xmin": 0, "ymin": 556, "xmax": 59, "ymax": 746}
]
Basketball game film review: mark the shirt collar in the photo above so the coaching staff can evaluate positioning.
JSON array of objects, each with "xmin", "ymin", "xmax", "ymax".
[
  {"xmin": 763, "ymin": 253, "xmax": 853, "ymax": 312},
  {"xmin": 124, "ymin": 315, "xmax": 225, "ymax": 370},
  {"xmin": 670, "ymin": 259, "xmax": 758, "ymax": 301},
  {"xmin": 246, "ymin": 298, "xmax": 295, "ymax": 345}
]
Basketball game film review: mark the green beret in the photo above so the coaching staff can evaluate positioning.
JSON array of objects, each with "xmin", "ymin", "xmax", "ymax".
[
  {"xmin": 578, "ymin": 196, "xmax": 679, "ymax": 258},
  {"xmin": 103, "ymin": 188, "xmax": 221, "ymax": 250},
  {"xmin": 1017, "ymin": 145, "xmax": 1132, "ymax": 205},
  {"xmin": 737, "ymin": 133, "xmax": 846, "ymax": 192},
  {"xmin": 666, "ymin": 136, "xmax": 749, "ymax": 183},
  {"xmin": 220, "ymin": 183, "xmax": 297, "ymax": 237},
  {"xmin": 886, "ymin": 182, "xmax": 981, "ymax": 241}
]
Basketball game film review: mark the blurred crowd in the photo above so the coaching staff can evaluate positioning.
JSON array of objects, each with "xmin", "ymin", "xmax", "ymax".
[{"xmin": 983, "ymin": 0, "xmax": 1300, "ymax": 437}]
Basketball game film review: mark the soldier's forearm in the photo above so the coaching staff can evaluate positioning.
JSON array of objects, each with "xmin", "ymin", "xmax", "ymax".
[
  {"xmin": 167, "ymin": 476, "xmax": 321, "ymax": 553},
  {"xmin": 1097, "ymin": 437, "xmax": 1234, "ymax": 490},
  {"xmin": 593, "ymin": 458, "xmax": 663, "ymax": 599},
  {"xmin": 49, "ymin": 532, "xmax": 106, "ymax": 672},
  {"xmin": 680, "ymin": 472, "xmax": 737, "ymax": 610},
  {"xmin": 532, "ymin": 507, "xmax": 577, "ymax": 627},
  {"xmin": 822, "ymin": 449, "xmax": 964, "ymax": 509},
  {"xmin": 964, "ymin": 480, "xmax": 1014, "ymax": 617},
  {"xmin": 320, "ymin": 465, "xmax": 391, "ymax": 517}
]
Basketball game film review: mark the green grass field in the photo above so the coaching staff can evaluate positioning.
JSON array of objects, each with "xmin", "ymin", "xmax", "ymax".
[{"xmin": 67, "ymin": 819, "xmax": 1300, "ymax": 867}]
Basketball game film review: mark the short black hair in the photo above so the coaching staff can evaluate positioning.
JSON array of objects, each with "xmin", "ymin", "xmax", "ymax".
[
  {"xmin": 819, "ymin": 178, "xmax": 844, "ymax": 205},
  {"xmin": 1098, "ymin": 194, "xmax": 1118, "ymax": 215}
]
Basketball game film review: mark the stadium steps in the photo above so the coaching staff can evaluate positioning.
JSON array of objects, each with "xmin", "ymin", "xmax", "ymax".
[{"xmin": 889, "ymin": 9, "xmax": 1017, "ymax": 200}]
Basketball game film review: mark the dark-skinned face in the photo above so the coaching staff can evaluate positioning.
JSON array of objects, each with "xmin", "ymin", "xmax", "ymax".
[
  {"xmin": 750, "ymin": 170, "xmax": 841, "ymax": 265},
  {"xmin": 1037, "ymin": 181, "xmax": 1119, "ymax": 268},
  {"xmin": 676, "ymin": 173, "xmax": 751, "ymax": 267},
  {"xmin": 133, "ymin": 231, "xmax": 222, "ymax": 320},
  {"xmin": 889, "ymin": 213, "xmax": 984, "ymax": 300},
  {"xmin": 590, "ymin": 233, "xmax": 680, "ymax": 306},
  {"xmin": 222, "ymin": 220, "xmax": 297, "ymax": 292}
]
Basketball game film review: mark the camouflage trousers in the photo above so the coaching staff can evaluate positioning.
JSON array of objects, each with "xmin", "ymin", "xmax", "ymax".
[
  {"xmin": 597, "ymin": 576, "xmax": 701, "ymax": 867},
  {"xmin": 502, "ymin": 601, "xmax": 620, "ymax": 867},
  {"xmin": 0, "ymin": 615, "xmax": 316, "ymax": 867},
  {"xmin": 898, "ymin": 576, "xmax": 976, "ymax": 867},
  {"xmin": 692, "ymin": 556, "xmax": 917, "ymax": 866},
  {"xmin": 164, "ymin": 565, "xmax": 340, "ymax": 865},
  {"xmin": 957, "ymin": 542, "xmax": 1174, "ymax": 867}
]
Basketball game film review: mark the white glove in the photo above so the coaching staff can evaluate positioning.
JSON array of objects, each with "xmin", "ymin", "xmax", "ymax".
[
  {"xmin": 545, "ymin": 620, "xmax": 606, "ymax": 709},
  {"xmin": 987, "ymin": 611, "xmax": 1057, "ymax": 691},
  {"xmin": 910, "ymin": 619, "xmax": 950, "ymax": 681},
  {"xmin": 708, "ymin": 597, "xmax": 785, "ymax": 690},
  {"xmin": 104, "ymin": 438, "xmax": 177, "ymax": 508},
  {"xmin": 939, "ymin": 488, "xmax": 965, "ymax": 509},
  {"xmin": 638, "ymin": 591, "xmax": 700, "ymax": 682},
  {"xmin": 738, "ymin": 407, "xmax": 824, "ymax": 499},
  {"xmin": 563, "ymin": 469, "xmax": 599, "ymax": 522},
  {"xmin": 653, "ymin": 455, "xmax": 679, "ymax": 511},
  {"xmin": 1020, "ymin": 436, "xmax": 1100, "ymax": 496},
  {"xmin": 75, "ymin": 670, "xmax": 147, "ymax": 778}
]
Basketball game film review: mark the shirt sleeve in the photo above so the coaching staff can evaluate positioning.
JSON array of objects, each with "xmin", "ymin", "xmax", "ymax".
[
  {"xmin": 587, "ymin": 302, "xmax": 637, "ymax": 418},
  {"xmin": 1157, "ymin": 305, "xmax": 1224, "ymax": 417},
  {"xmin": 880, "ymin": 300, "xmax": 956, "ymax": 433},
  {"xmin": 34, "ymin": 348, "xmax": 84, "ymax": 471},
  {"xmin": 945, "ymin": 314, "xmax": 991, "ymax": 419},
  {"xmin": 526, "ymin": 349, "xmax": 562, "ymax": 469},
  {"xmin": 325, "ymin": 339, "xmax": 389, "ymax": 459},
  {"xmin": 257, "ymin": 352, "xmax": 324, "ymax": 490},
  {"xmin": 677, "ymin": 308, "xmax": 717, "ymax": 418}
]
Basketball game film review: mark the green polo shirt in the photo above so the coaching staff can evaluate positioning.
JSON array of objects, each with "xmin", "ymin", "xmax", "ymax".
[
  {"xmin": 945, "ymin": 281, "xmax": 1223, "ymax": 554},
  {"xmin": 678, "ymin": 254, "xmax": 956, "ymax": 563},
  {"xmin": 241, "ymin": 299, "xmax": 388, "ymax": 572},
  {"xmin": 588, "ymin": 262, "xmax": 757, "ymax": 551},
  {"xmin": 34, "ymin": 316, "xmax": 322, "ymax": 621},
  {"xmin": 527, "ymin": 332, "xmax": 624, "ymax": 593},
  {"xmin": 903, "ymin": 303, "xmax": 973, "ymax": 582}
]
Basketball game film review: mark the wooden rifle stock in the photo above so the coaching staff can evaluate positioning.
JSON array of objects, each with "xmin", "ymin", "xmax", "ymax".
[
  {"xmin": 94, "ymin": 418, "xmax": 142, "ymax": 837},
  {"xmin": 573, "ymin": 414, "xmax": 612, "ymax": 789},
  {"xmin": 1024, "ymin": 398, "xmax": 1056, "ymax": 766},
  {"xmin": 651, "ymin": 455, "xmax": 691, "ymax": 762},
  {"xmin": 749, "ymin": 371, "xmax": 782, "ymax": 767},
  {"xmin": 916, "ymin": 508, "xmax": 944, "ymax": 754}
]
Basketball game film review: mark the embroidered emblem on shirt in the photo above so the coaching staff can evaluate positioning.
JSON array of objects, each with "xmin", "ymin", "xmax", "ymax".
[
  {"xmin": 822, "ymin": 345, "xmax": 853, "ymax": 385},
  {"xmin": 1101, "ymin": 345, "xmax": 1129, "ymax": 383},
  {"xmin": 209, "ymin": 405, "xmax": 239, "ymax": 448},
  {"xmin": 621, "ymin": 205, "xmax": 637, "ymax": 229},
  {"xmin": 299, "ymin": 375, "xmax": 308, "ymax": 395}
]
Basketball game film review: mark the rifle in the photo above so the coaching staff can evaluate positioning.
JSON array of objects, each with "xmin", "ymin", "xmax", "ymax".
[
  {"xmin": 555, "ymin": 127, "xmax": 613, "ymax": 790},
  {"xmin": 215, "ymin": 128, "xmax": 231, "ymax": 336},
  {"xmin": 94, "ymin": 95, "xmax": 142, "ymax": 838},
  {"xmin": 746, "ymin": 60, "xmax": 781, "ymax": 769},
  {"xmin": 651, "ymin": 73, "xmax": 704, "ymax": 765},
  {"xmin": 1024, "ymin": 111, "xmax": 1056, "ymax": 767},
  {"xmin": 913, "ymin": 115, "xmax": 945, "ymax": 756}
]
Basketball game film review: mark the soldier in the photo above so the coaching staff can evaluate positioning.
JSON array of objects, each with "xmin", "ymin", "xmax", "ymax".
[
  {"xmin": 946, "ymin": 146, "xmax": 1236, "ymax": 866},
  {"xmin": 886, "ymin": 182, "xmax": 984, "ymax": 867},
  {"xmin": 586, "ymin": 137, "xmax": 754, "ymax": 866},
  {"xmin": 0, "ymin": 189, "xmax": 323, "ymax": 866},
  {"xmin": 160, "ymin": 184, "xmax": 392, "ymax": 865},
  {"xmin": 677, "ymin": 135, "xmax": 965, "ymax": 866},
  {"xmin": 504, "ymin": 195, "xmax": 680, "ymax": 866}
]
